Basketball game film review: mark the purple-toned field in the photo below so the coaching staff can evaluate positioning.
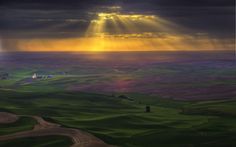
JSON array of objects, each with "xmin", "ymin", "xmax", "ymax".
[{"xmin": 1, "ymin": 51, "xmax": 236, "ymax": 100}]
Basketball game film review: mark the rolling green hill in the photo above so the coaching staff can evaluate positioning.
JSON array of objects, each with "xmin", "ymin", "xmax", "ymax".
[{"xmin": 1, "ymin": 89, "xmax": 236, "ymax": 147}]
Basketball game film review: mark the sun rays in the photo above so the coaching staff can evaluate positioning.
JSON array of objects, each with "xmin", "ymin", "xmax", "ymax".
[
  {"xmin": 81, "ymin": 11, "xmax": 232, "ymax": 52},
  {"xmin": 83, "ymin": 12, "xmax": 187, "ymax": 51},
  {"xmin": 85, "ymin": 12, "xmax": 181, "ymax": 37},
  {"xmin": 1, "ymin": 7, "xmax": 234, "ymax": 52}
]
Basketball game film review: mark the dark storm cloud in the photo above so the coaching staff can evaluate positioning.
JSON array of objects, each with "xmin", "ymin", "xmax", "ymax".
[
  {"xmin": 152, "ymin": 7, "xmax": 235, "ymax": 38},
  {"xmin": 1, "ymin": 0, "xmax": 234, "ymax": 8},
  {"xmin": 0, "ymin": 0, "xmax": 235, "ymax": 39},
  {"xmin": 0, "ymin": 9, "xmax": 90, "ymax": 38}
]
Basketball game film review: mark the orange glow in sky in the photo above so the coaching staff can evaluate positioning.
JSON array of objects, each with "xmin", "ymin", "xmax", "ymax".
[{"xmin": 2, "ymin": 12, "xmax": 235, "ymax": 52}]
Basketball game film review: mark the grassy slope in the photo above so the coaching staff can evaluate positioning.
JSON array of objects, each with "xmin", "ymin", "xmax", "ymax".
[
  {"xmin": 0, "ymin": 89, "xmax": 236, "ymax": 147},
  {"xmin": 0, "ymin": 136, "xmax": 73, "ymax": 147},
  {"xmin": 0, "ymin": 117, "xmax": 37, "ymax": 135}
]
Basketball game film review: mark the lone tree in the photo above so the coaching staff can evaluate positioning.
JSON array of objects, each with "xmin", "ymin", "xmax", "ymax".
[{"xmin": 146, "ymin": 105, "xmax": 151, "ymax": 113}]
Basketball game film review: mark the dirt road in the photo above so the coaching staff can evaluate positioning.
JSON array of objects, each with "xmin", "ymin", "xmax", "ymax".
[
  {"xmin": 0, "ymin": 112, "xmax": 18, "ymax": 124},
  {"xmin": 0, "ymin": 113, "xmax": 112, "ymax": 147}
]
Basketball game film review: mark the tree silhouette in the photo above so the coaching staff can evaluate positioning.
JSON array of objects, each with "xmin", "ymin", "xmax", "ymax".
[{"xmin": 146, "ymin": 105, "xmax": 151, "ymax": 113}]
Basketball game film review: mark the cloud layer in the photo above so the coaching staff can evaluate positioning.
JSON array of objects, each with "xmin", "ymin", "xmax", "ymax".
[{"xmin": 0, "ymin": 0, "xmax": 235, "ymax": 51}]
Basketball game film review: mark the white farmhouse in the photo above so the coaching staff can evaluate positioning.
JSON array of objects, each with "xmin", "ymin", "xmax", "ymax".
[{"xmin": 32, "ymin": 73, "xmax": 37, "ymax": 79}]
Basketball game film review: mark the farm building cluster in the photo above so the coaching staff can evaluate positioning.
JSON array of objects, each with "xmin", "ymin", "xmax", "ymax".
[{"xmin": 32, "ymin": 73, "xmax": 53, "ymax": 79}]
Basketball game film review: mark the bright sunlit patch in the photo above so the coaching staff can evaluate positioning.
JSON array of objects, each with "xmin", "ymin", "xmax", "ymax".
[{"xmin": 10, "ymin": 35, "xmax": 234, "ymax": 52}]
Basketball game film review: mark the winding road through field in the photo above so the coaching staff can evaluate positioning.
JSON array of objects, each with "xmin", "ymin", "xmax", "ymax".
[{"xmin": 0, "ymin": 112, "xmax": 113, "ymax": 147}]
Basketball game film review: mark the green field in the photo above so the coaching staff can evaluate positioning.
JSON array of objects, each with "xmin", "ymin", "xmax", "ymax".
[
  {"xmin": 0, "ymin": 117, "xmax": 37, "ymax": 135},
  {"xmin": 1, "ymin": 89, "xmax": 236, "ymax": 147},
  {"xmin": 0, "ymin": 52, "xmax": 235, "ymax": 147},
  {"xmin": 0, "ymin": 136, "xmax": 72, "ymax": 147}
]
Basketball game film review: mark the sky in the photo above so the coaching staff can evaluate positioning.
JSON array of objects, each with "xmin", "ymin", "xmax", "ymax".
[{"xmin": 0, "ymin": 0, "xmax": 235, "ymax": 52}]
